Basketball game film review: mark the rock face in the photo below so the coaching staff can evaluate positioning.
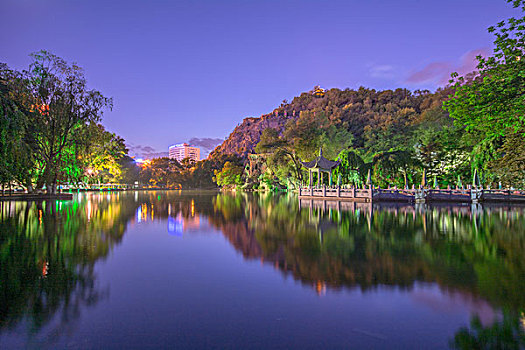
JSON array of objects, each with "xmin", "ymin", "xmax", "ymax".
[
  {"xmin": 210, "ymin": 113, "xmax": 291, "ymax": 159},
  {"xmin": 209, "ymin": 87, "xmax": 333, "ymax": 159}
]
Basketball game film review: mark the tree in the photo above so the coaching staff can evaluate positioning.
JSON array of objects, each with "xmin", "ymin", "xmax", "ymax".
[
  {"xmin": 488, "ymin": 132, "xmax": 525, "ymax": 186},
  {"xmin": 443, "ymin": 1, "xmax": 525, "ymax": 185},
  {"xmin": 140, "ymin": 157, "xmax": 181, "ymax": 188},
  {"xmin": 255, "ymin": 128, "xmax": 303, "ymax": 184},
  {"xmin": 372, "ymin": 150, "xmax": 420, "ymax": 188},
  {"xmin": 445, "ymin": 1, "xmax": 525, "ymax": 138},
  {"xmin": 0, "ymin": 65, "xmax": 35, "ymax": 191},
  {"xmin": 214, "ymin": 161, "xmax": 244, "ymax": 188},
  {"xmin": 332, "ymin": 149, "xmax": 364, "ymax": 185},
  {"xmin": 20, "ymin": 51, "xmax": 112, "ymax": 193},
  {"xmin": 119, "ymin": 155, "xmax": 140, "ymax": 185},
  {"xmin": 78, "ymin": 123, "xmax": 127, "ymax": 184},
  {"xmin": 284, "ymin": 109, "xmax": 353, "ymax": 161}
]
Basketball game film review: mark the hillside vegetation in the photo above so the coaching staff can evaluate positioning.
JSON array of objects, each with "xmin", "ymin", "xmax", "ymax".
[
  {"xmin": 211, "ymin": 0, "xmax": 525, "ymax": 190},
  {"xmin": 211, "ymin": 87, "xmax": 468, "ymax": 189}
]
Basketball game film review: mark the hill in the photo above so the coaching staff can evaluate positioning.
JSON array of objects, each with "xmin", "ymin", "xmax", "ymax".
[{"xmin": 210, "ymin": 86, "xmax": 452, "ymax": 160}]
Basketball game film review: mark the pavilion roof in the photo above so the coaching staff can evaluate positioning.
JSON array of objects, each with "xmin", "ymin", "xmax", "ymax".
[{"xmin": 301, "ymin": 148, "xmax": 340, "ymax": 171}]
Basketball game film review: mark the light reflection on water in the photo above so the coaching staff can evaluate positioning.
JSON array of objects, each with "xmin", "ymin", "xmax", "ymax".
[{"xmin": 0, "ymin": 191, "xmax": 524, "ymax": 349}]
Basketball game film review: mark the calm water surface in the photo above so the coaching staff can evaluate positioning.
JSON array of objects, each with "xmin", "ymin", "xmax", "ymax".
[{"xmin": 1, "ymin": 191, "xmax": 524, "ymax": 349}]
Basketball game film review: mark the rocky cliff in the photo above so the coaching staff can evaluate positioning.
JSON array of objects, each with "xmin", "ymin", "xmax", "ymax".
[
  {"xmin": 209, "ymin": 87, "xmax": 326, "ymax": 159},
  {"xmin": 209, "ymin": 112, "xmax": 293, "ymax": 159}
]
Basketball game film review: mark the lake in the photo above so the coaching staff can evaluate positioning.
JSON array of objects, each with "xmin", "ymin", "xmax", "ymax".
[{"xmin": 1, "ymin": 191, "xmax": 524, "ymax": 349}]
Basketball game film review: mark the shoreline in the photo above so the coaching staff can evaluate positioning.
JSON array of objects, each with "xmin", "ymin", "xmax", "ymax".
[
  {"xmin": 0, "ymin": 193, "xmax": 74, "ymax": 201},
  {"xmin": 0, "ymin": 188, "xmax": 221, "ymax": 201}
]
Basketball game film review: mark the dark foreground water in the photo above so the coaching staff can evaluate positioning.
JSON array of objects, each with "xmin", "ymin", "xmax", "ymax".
[{"xmin": 0, "ymin": 191, "xmax": 524, "ymax": 349}]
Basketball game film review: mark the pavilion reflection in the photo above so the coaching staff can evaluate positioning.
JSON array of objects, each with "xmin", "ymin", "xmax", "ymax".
[
  {"xmin": 208, "ymin": 193, "xmax": 525, "ymax": 346},
  {"xmin": 208, "ymin": 194, "xmax": 525, "ymax": 310},
  {"xmin": 122, "ymin": 190, "xmax": 525, "ymax": 313}
]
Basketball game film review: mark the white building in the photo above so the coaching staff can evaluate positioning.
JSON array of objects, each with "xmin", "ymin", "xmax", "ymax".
[{"xmin": 169, "ymin": 143, "xmax": 200, "ymax": 162}]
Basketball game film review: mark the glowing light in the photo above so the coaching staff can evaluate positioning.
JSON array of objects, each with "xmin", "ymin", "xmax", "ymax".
[{"xmin": 86, "ymin": 200, "xmax": 92, "ymax": 221}]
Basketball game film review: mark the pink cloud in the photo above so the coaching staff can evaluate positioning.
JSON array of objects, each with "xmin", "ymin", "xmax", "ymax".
[
  {"xmin": 456, "ymin": 47, "xmax": 491, "ymax": 75},
  {"xmin": 406, "ymin": 62, "xmax": 452, "ymax": 84},
  {"xmin": 405, "ymin": 48, "xmax": 491, "ymax": 86}
]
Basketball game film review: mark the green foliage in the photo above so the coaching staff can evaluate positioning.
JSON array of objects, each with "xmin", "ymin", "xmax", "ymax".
[
  {"xmin": 244, "ymin": 87, "xmax": 457, "ymax": 189},
  {"xmin": 85, "ymin": 124, "xmax": 126, "ymax": 180},
  {"xmin": 0, "ymin": 51, "xmax": 116, "ymax": 193},
  {"xmin": 443, "ymin": 0, "xmax": 525, "ymax": 185},
  {"xmin": 140, "ymin": 157, "xmax": 181, "ymax": 188},
  {"xmin": 283, "ymin": 109, "xmax": 353, "ymax": 160},
  {"xmin": 255, "ymin": 128, "xmax": 303, "ymax": 187},
  {"xmin": 137, "ymin": 153, "xmax": 243, "ymax": 190},
  {"xmin": 332, "ymin": 149, "xmax": 364, "ymax": 185},
  {"xmin": 214, "ymin": 161, "xmax": 244, "ymax": 188},
  {"xmin": 372, "ymin": 150, "xmax": 420, "ymax": 188},
  {"xmin": 488, "ymin": 132, "xmax": 525, "ymax": 186},
  {"xmin": 451, "ymin": 314, "xmax": 525, "ymax": 349},
  {"xmin": 0, "ymin": 65, "xmax": 35, "ymax": 189},
  {"xmin": 444, "ymin": 1, "xmax": 525, "ymax": 138}
]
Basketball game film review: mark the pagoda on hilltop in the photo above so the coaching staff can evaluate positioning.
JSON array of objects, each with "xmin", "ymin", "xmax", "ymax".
[{"xmin": 312, "ymin": 85, "xmax": 326, "ymax": 97}]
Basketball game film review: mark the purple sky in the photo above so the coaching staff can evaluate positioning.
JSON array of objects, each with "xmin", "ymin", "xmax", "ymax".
[{"xmin": 1, "ymin": 0, "xmax": 520, "ymax": 157}]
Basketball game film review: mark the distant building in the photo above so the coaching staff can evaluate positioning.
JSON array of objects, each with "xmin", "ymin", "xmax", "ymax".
[{"xmin": 169, "ymin": 143, "xmax": 200, "ymax": 162}]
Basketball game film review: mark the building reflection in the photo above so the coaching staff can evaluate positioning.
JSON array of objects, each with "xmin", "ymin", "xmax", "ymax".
[
  {"xmin": 168, "ymin": 213, "xmax": 201, "ymax": 236},
  {"xmin": 134, "ymin": 195, "xmax": 202, "ymax": 236},
  {"xmin": 166, "ymin": 199, "xmax": 201, "ymax": 236}
]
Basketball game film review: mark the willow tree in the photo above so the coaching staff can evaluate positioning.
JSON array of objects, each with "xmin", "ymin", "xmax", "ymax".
[
  {"xmin": 255, "ymin": 128, "xmax": 304, "ymax": 183},
  {"xmin": 0, "ymin": 65, "xmax": 35, "ymax": 191},
  {"xmin": 372, "ymin": 150, "xmax": 420, "ymax": 188},
  {"xmin": 23, "ymin": 51, "xmax": 112, "ymax": 193},
  {"xmin": 332, "ymin": 149, "xmax": 364, "ymax": 185}
]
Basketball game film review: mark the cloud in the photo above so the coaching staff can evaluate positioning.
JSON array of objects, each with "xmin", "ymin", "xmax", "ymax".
[
  {"xmin": 187, "ymin": 137, "xmax": 224, "ymax": 159},
  {"xmin": 187, "ymin": 137, "xmax": 223, "ymax": 151},
  {"xmin": 127, "ymin": 144, "xmax": 168, "ymax": 159},
  {"xmin": 126, "ymin": 138, "xmax": 224, "ymax": 160},
  {"xmin": 405, "ymin": 48, "xmax": 490, "ymax": 86},
  {"xmin": 406, "ymin": 62, "xmax": 453, "ymax": 84},
  {"xmin": 369, "ymin": 64, "xmax": 395, "ymax": 79},
  {"xmin": 456, "ymin": 48, "xmax": 491, "ymax": 76}
]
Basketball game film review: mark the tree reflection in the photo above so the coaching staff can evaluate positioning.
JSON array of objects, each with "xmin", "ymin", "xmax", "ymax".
[
  {"xmin": 451, "ymin": 313, "xmax": 525, "ymax": 349},
  {"xmin": 4, "ymin": 191, "xmax": 521, "ymax": 346},
  {"xmin": 0, "ymin": 194, "xmax": 138, "ymax": 340},
  {"xmin": 116, "ymin": 191, "xmax": 525, "ymax": 340},
  {"xmin": 207, "ymin": 196, "xmax": 525, "ymax": 349},
  {"xmin": 208, "ymin": 194, "xmax": 525, "ymax": 348},
  {"xmin": 208, "ymin": 194, "xmax": 525, "ymax": 309}
]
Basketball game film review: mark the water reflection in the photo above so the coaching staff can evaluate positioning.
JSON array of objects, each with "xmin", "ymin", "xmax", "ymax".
[
  {"xmin": 208, "ymin": 194, "xmax": 524, "ymax": 308},
  {"xmin": 209, "ymin": 193, "xmax": 525, "ymax": 347},
  {"xmin": 1, "ymin": 191, "xmax": 524, "ymax": 347},
  {"xmin": 0, "ymin": 193, "xmax": 137, "ymax": 343}
]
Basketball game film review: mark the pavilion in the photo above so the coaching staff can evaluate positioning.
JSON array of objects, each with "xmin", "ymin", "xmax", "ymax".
[{"xmin": 301, "ymin": 148, "xmax": 340, "ymax": 188}]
